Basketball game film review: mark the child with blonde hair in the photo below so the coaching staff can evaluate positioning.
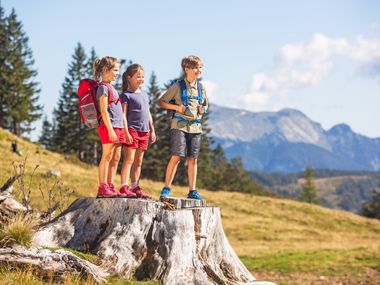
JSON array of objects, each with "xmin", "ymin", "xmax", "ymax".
[{"xmin": 94, "ymin": 56, "xmax": 130, "ymax": 198}]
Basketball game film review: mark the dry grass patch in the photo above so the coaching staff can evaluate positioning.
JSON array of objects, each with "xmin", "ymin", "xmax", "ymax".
[{"xmin": 0, "ymin": 214, "xmax": 38, "ymax": 247}]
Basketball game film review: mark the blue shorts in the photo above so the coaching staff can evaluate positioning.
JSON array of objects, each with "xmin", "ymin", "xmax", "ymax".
[{"xmin": 170, "ymin": 129, "xmax": 201, "ymax": 158}]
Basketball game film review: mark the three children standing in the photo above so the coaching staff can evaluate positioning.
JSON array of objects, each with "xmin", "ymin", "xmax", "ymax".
[{"xmin": 94, "ymin": 55, "xmax": 208, "ymax": 200}]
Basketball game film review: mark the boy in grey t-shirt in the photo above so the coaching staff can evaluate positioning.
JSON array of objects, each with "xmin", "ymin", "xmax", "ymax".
[{"xmin": 158, "ymin": 55, "xmax": 208, "ymax": 200}]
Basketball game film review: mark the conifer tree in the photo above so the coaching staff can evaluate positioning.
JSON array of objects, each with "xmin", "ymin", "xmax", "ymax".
[
  {"xmin": 0, "ymin": 5, "xmax": 9, "ymax": 128},
  {"xmin": 197, "ymin": 106, "xmax": 214, "ymax": 188},
  {"xmin": 39, "ymin": 115, "xmax": 53, "ymax": 149},
  {"xmin": 142, "ymin": 72, "xmax": 169, "ymax": 180},
  {"xmin": 361, "ymin": 189, "xmax": 380, "ymax": 219},
  {"xmin": 52, "ymin": 43, "xmax": 87, "ymax": 156},
  {"xmin": 206, "ymin": 144, "xmax": 228, "ymax": 190},
  {"xmin": 0, "ymin": 7, "xmax": 42, "ymax": 136},
  {"xmin": 299, "ymin": 167, "xmax": 320, "ymax": 204}
]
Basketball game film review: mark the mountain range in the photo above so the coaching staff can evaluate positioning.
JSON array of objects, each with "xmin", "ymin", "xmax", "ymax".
[{"xmin": 208, "ymin": 105, "xmax": 380, "ymax": 173}]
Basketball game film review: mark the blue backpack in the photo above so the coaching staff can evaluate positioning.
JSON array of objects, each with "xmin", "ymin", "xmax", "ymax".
[{"xmin": 166, "ymin": 79, "xmax": 204, "ymax": 125}]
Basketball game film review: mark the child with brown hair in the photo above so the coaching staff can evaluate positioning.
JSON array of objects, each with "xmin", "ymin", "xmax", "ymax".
[
  {"xmin": 158, "ymin": 55, "xmax": 208, "ymax": 200},
  {"xmin": 119, "ymin": 63, "xmax": 156, "ymax": 199}
]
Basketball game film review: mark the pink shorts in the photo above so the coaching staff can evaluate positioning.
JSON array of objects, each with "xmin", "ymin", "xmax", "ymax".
[
  {"xmin": 98, "ymin": 125, "xmax": 126, "ymax": 144},
  {"xmin": 125, "ymin": 128, "xmax": 149, "ymax": 150}
]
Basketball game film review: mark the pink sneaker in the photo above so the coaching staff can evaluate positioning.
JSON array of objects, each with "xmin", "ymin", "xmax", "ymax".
[
  {"xmin": 108, "ymin": 183, "xmax": 120, "ymax": 196},
  {"xmin": 97, "ymin": 183, "xmax": 117, "ymax": 198},
  {"xmin": 132, "ymin": 186, "xmax": 151, "ymax": 199},
  {"xmin": 119, "ymin": 185, "xmax": 137, "ymax": 198}
]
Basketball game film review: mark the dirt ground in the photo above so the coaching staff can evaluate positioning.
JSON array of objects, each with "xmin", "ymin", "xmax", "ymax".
[{"xmin": 253, "ymin": 268, "xmax": 380, "ymax": 285}]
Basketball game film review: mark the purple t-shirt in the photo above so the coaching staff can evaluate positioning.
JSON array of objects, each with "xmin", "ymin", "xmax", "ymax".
[
  {"xmin": 120, "ymin": 91, "xmax": 150, "ymax": 132},
  {"xmin": 96, "ymin": 84, "xmax": 124, "ymax": 128}
]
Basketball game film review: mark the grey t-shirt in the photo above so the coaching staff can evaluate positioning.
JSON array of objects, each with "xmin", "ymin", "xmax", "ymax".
[
  {"xmin": 96, "ymin": 84, "xmax": 124, "ymax": 128},
  {"xmin": 120, "ymin": 91, "xmax": 150, "ymax": 132}
]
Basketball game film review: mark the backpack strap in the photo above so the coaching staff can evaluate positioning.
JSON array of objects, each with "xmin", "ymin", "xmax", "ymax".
[
  {"xmin": 178, "ymin": 79, "xmax": 203, "ymax": 106},
  {"xmin": 98, "ymin": 82, "xmax": 119, "ymax": 124},
  {"xmin": 100, "ymin": 82, "xmax": 120, "ymax": 105},
  {"xmin": 196, "ymin": 81, "xmax": 203, "ymax": 104},
  {"xmin": 178, "ymin": 80, "xmax": 188, "ymax": 107}
]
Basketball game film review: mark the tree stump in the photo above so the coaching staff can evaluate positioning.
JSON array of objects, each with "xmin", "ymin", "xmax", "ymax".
[{"xmin": 33, "ymin": 198, "xmax": 276, "ymax": 285}]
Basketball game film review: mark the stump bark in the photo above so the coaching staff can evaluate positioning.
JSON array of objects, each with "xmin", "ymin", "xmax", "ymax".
[
  {"xmin": 33, "ymin": 198, "xmax": 276, "ymax": 285},
  {"xmin": 0, "ymin": 191, "xmax": 27, "ymax": 224},
  {"xmin": 0, "ymin": 246, "xmax": 108, "ymax": 284}
]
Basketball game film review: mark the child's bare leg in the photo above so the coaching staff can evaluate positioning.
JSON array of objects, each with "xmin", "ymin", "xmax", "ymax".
[
  {"xmin": 121, "ymin": 147, "xmax": 136, "ymax": 185},
  {"xmin": 187, "ymin": 156, "xmax": 197, "ymax": 190},
  {"xmin": 130, "ymin": 149, "xmax": 145, "ymax": 185},
  {"xmin": 107, "ymin": 144, "xmax": 122, "ymax": 184},
  {"xmin": 98, "ymin": 144, "xmax": 116, "ymax": 184},
  {"xmin": 164, "ymin": 155, "xmax": 181, "ymax": 188}
]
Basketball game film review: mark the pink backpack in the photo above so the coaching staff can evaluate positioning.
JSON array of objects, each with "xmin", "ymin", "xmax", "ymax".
[{"xmin": 77, "ymin": 79, "xmax": 115, "ymax": 128}]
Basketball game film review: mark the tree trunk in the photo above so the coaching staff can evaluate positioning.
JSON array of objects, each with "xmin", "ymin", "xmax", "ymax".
[{"xmin": 33, "ymin": 198, "xmax": 276, "ymax": 285}]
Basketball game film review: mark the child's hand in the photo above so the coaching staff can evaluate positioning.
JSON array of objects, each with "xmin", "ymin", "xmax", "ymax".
[
  {"xmin": 125, "ymin": 132, "xmax": 133, "ymax": 144},
  {"xmin": 198, "ymin": 105, "xmax": 205, "ymax": 114},
  {"xmin": 177, "ymin": 105, "xmax": 187, "ymax": 113},
  {"xmin": 108, "ymin": 129, "xmax": 117, "ymax": 142},
  {"xmin": 150, "ymin": 131, "xmax": 156, "ymax": 144}
]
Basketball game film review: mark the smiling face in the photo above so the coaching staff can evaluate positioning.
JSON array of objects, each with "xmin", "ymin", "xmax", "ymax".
[
  {"xmin": 102, "ymin": 63, "xmax": 120, "ymax": 83},
  {"xmin": 127, "ymin": 68, "xmax": 145, "ymax": 92},
  {"xmin": 185, "ymin": 64, "xmax": 203, "ymax": 83}
]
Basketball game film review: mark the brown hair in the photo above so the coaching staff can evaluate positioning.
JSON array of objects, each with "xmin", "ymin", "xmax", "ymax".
[
  {"xmin": 181, "ymin": 55, "xmax": 203, "ymax": 72},
  {"xmin": 122, "ymin": 63, "xmax": 144, "ymax": 92},
  {"xmin": 93, "ymin": 56, "xmax": 119, "ymax": 81}
]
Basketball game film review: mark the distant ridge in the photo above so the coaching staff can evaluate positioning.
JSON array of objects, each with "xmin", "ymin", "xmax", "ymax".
[{"xmin": 208, "ymin": 104, "xmax": 380, "ymax": 173}]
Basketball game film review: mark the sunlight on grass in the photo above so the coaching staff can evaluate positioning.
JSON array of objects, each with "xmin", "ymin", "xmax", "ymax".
[
  {"xmin": 1, "ymin": 127, "xmax": 380, "ymax": 283},
  {"xmin": 0, "ymin": 214, "xmax": 37, "ymax": 247}
]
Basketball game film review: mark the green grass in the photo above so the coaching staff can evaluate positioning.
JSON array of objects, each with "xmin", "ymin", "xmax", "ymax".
[
  {"xmin": 241, "ymin": 247, "xmax": 380, "ymax": 276},
  {"xmin": 43, "ymin": 247, "xmax": 100, "ymax": 265}
]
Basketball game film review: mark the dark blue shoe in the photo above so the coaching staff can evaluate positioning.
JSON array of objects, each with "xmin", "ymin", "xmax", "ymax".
[
  {"xmin": 160, "ymin": 187, "xmax": 171, "ymax": 198},
  {"xmin": 187, "ymin": 190, "xmax": 203, "ymax": 200}
]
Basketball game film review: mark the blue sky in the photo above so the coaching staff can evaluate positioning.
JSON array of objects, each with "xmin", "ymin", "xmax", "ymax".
[{"xmin": 3, "ymin": 0, "xmax": 380, "ymax": 138}]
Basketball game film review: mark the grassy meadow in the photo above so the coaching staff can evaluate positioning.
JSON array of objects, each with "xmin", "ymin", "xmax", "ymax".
[{"xmin": 1, "ymin": 128, "xmax": 380, "ymax": 285}]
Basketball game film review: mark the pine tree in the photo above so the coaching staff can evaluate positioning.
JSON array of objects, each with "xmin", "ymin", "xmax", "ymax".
[
  {"xmin": 52, "ymin": 43, "xmax": 88, "ymax": 156},
  {"xmin": 142, "ymin": 72, "xmax": 170, "ymax": 181},
  {"xmin": 0, "ymin": 5, "xmax": 9, "ymax": 128},
  {"xmin": 206, "ymin": 144, "xmax": 228, "ymax": 190},
  {"xmin": 361, "ymin": 189, "xmax": 380, "ymax": 219},
  {"xmin": 39, "ymin": 115, "xmax": 53, "ymax": 149},
  {"xmin": 0, "ymin": 8, "xmax": 42, "ymax": 136},
  {"xmin": 197, "ymin": 106, "xmax": 214, "ymax": 188},
  {"xmin": 299, "ymin": 167, "xmax": 320, "ymax": 204}
]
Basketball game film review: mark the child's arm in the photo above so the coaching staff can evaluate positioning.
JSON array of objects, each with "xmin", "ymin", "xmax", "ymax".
[
  {"xmin": 148, "ymin": 111, "xmax": 156, "ymax": 144},
  {"xmin": 158, "ymin": 100, "xmax": 186, "ymax": 113},
  {"xmin": 122, "ymin": 103, "xmax": 133, "ymax": 144},
  {"xmin": 198, "ymin": 88, "xmax": 209, "ymax": 114},
  {"xmin": 157, "ymin": 84, "xmax": 186, "ymax": 113},
  {"xmin": 99, "ymin": 94, "xmax": 117, "ymax": 142}
]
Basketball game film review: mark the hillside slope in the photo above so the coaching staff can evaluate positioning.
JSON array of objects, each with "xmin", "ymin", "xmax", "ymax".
[{"xmin": 1, "ymin": 128, "xmax": 380, "ymax": 284}]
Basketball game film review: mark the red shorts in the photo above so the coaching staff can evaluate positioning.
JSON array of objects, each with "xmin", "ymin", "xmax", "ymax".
[
  {"xmin": 125, "ymin": 128, "xmax": 149, "ymax": 150},
  {"xmin": 98, "ymin": 125, "xmax": 126, "ymax": 144}
]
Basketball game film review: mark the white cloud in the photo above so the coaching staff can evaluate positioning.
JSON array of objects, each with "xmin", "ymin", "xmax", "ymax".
[
  {"xmin": 201, "ymin": 80, "xmax": 218, "ymax": 102},
  {"xmin": 240, "ymin": 33, "xmax": 380, "ymax": 111},
  {"xmin": 370, "ymin": 22, "xmax": 380, "ymax": 30}
]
